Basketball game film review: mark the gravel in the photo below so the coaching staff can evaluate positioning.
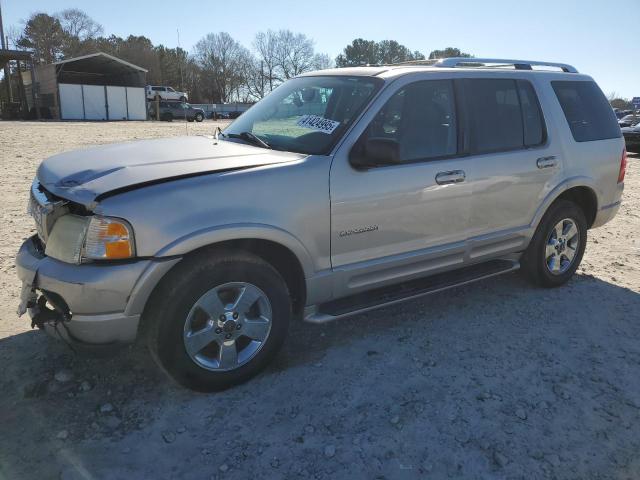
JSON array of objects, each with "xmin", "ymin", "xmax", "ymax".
[
  {"xmin": 54, "ymin": 369, "xmax": 74, "ymax": 383},
  {"xmin": 0, "ymin": 122, "xmax": 639, "ymax": 479}
]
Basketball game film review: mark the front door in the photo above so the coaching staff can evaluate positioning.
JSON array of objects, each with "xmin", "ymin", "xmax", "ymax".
[{"xmin": 330, "ymin": 77, "xmax": 474, "ymax": 293}]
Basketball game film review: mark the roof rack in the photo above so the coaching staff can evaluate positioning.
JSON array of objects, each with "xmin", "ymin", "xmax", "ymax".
[{"xmin": 431, "ymin": 57, "xmax": 578, "ymax": 73}]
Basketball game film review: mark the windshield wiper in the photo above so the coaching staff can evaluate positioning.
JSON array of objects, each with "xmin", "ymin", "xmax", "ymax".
[{"xmin": 224, "ymin": 131, "xmax": 271, "ymax": 149}]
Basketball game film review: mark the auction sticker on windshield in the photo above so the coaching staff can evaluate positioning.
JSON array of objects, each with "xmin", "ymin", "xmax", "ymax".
[{"xmin": 296, "ymin": 115, "xmax": 340, "ymax": 134}]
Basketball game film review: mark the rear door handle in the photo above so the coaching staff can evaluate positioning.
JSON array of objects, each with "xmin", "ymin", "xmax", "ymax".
[
  {"xmin": 435, "ymin": 170, "xmax": 466, "ymax": 185},
  {"xmin": 536, "ymin": 156, "xmax": 557, "ymax": 169}
]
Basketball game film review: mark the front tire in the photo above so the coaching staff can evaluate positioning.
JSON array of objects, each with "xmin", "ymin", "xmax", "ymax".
[
  {"xmin": 145, "ymin": 250, "xmax": 291, "ymax": 391},
  {"xmin": 521, "ymin": 199, "xmax": 587, "ymax": 287},
  {"xmin": 195, "ymin": 112, "xmax": 204, "ymax": 122}
]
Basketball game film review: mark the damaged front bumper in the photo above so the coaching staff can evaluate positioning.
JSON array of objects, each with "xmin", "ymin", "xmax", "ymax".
[{"xmin": 16, "ymin": 235, "xmax": 179, "ymax": 346}]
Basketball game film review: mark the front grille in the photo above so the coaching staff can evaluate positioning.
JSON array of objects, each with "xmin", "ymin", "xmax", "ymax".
[{"xmin": 29, "ymin": 181, "xmax": 70, "ymax": 244}]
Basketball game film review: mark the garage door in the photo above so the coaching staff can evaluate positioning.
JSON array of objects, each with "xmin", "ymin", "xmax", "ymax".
[
  {"xmin": 59, "ymin": 83, "xmax": 146, "ymax": 120},
  {"xmin": 82, "ymin": 85, "xmax": 107, "ymax": 120},
  {"xmin": 107, "ymin": 86, "xmax": 128, "ymax": 120},
  {"xmin": 59, "ymin": 84, "xmax": 84, "ymax": 120},
  {"xmin": 126, "ymin": 87, "xmax": 147, "ymax": 120}
]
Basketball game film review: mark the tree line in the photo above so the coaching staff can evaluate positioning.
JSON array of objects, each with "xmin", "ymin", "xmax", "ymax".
[{"xmin": 10, "ymin": 9, "xmax": 471, "ymax": 104}]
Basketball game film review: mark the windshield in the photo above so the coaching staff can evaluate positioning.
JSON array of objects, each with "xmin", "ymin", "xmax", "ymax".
[{"xmin": 223, "ymin": 76, "xmax": 382, "ymax": 154}]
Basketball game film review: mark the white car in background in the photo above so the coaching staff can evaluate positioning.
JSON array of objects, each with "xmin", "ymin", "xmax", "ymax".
[{"xmin": 146, "ymin": 85, "xmax": 188, "ymax": 102}]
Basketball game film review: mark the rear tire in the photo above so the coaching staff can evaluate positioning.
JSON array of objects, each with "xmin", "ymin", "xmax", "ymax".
[
  {"xmin": 145, "ymin": 250, "xmax": 291, "ymax": 391},
  {"xmin": 179, "ymin": 96, "xmax": 187, "ymax": 102},
  {"xmin": 521, "ymin": 200, "xmax": 587, "ymax": 287}
]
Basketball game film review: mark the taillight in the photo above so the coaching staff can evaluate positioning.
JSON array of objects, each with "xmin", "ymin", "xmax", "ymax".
[{"xmin": 618, "ymin": 148, "xmax": 627, "ymax": 184}]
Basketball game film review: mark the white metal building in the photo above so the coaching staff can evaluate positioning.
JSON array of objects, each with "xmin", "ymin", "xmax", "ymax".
[{"xmin": 22, "ymin": 52, "xmax": 148, "ymax": 121}]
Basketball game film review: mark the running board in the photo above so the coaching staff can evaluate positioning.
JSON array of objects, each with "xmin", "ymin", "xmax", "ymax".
[{"xmin": 304, "ymin": 259, "xmax": 519, "ymax": 324}]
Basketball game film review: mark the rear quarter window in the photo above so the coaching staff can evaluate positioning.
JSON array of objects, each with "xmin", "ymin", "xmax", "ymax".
[{"xmin": 552, "ymin": 81, "xmax": 621, "ymax": 142}]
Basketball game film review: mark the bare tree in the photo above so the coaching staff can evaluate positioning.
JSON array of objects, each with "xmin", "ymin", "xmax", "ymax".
[
  {"xmin": 55, "ymin": 8, "xmax": 104, "ymax": 58},
  {"xmin": 274, "ymin": 30, "xmax": 316, "ymax": 79},
  {"xmin": 194, "ymin": 32, "xmax": 251, "ymax": 103},
  {"xmin": 57, "ymin": 8, "xmax": 103, "ymax": 41},
  {"xmin": 312, "ymin": 53, "xmax": 332, "ymax": 71},
  {"xmin": 253, "ymin": 30, "xmax": 279, "ymax": 92},
  {"xmin": 6, "ymin": 25, "xmax": 22, "ymax": 49},
  {"xmin": 242, "ymin": 57, "xmax": 268, "ymax": 101}
]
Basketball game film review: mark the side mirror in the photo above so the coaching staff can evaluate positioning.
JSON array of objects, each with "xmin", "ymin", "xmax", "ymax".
[{"xmin": 350, "ymin": 138, "xmax": 401, "ymax": 169}]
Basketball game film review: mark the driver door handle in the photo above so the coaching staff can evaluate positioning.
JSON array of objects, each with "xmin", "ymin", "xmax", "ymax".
[
  {"xmin": 536, "ymin": 156, "xmax": 557, "ymax": 169},
  {"xmin": 435, "ymin": 170, "xmax": 466, "ymax": 185}
]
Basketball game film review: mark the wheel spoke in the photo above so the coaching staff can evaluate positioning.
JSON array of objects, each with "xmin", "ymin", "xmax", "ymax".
[
  {"xmin": 564, "ymin": 223, "xmax": 578, "ymax": 241},
  {"xmin": 242, "ymin": 317, "xmax": 271, "ymax": 341},
  {"xmin": 197, "ymin": 289, "xmax": 225, "ymax": 317},
  {"xmin": 218, "ymin": 341, "xmax": 238, "ymax": 369},
  {"xmin": 564, "ymin": 244, "xmax": 576, "ymax": 262},
  {"xmin": 184, "ymin": 326, "xmax": 218, "ymax": 356},
  {"xmin": 554, "ymin": 221, "xmax": 565, "ymax": 239},
  {"xmin": 232, "ymin": 285, "xmax": 262, "ymax": 314},
  {"xmin": 549, "ymin": 254, "xmax": 561, "ymax": 272},
  {"xmin": 546, "ymin": 240, "xmax": 557, "ymax": 258}
]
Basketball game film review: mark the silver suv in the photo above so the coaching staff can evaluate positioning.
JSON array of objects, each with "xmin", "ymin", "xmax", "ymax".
[{"xmin": 17, "ymin": 58, "xmax": 626, "ymax": 391}]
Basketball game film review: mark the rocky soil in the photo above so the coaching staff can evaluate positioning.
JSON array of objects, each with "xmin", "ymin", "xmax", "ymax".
[{"xmin": 0, "ymin": 121, "xmax": 639, "ymax": 479}]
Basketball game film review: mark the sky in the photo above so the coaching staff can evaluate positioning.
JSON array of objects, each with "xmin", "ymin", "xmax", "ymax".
[{"xmin": 2, "ymin": 0, "xmax": 639, "ymax": 99}]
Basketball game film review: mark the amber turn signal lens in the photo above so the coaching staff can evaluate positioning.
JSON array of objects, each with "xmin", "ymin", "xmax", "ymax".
[{"xmin": 83, "ymin": 216, "xmax": 135, "ymax": 261}]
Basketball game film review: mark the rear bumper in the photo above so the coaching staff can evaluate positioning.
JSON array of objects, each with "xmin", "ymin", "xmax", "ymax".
[
  {"xmin": 16, "ymin": 236, "xmax": 180, "ymax": 345},
  {"xmin": 592, "ymin": 199, "xmax": 621, "ymax": 229}
]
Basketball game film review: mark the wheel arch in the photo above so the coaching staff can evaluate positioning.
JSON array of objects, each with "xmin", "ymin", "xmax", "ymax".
[
  {"xmin": 555, "ymin": 186, "xmax": 598, "ymax": 228},
  {"xmin": 137, "ymin": 226, "xmax": 313, "ymax": 328},
  {"xmin": 532, "ymin": 178, "xmax": 600, "ymax": 232}
]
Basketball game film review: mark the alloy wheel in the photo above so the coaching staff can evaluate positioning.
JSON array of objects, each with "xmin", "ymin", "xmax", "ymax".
[
  {"xmin": 183, "ymin": 282, "xmax": 272, "ymax": 371},
  {"xmin": 545, "ymin": 218, "xmax": 580, "ymax": 275}
]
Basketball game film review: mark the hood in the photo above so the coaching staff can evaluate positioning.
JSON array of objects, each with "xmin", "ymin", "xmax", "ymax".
[{"xmin": 37, "ymin": 136, "xmax": 305, "ymax": 207}]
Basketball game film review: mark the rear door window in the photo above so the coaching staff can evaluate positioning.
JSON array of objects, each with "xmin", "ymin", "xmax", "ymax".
[
  {"xmin": 552, "ymin": 81, "xmax": 622, "ymax": 142},
  {"xmin": 463, "ymin": 79, "xmax": 522, "ymax": 153}
]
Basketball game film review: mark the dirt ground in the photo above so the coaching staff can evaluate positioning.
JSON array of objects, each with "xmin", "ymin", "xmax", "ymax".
[{"xmin": 0, "ymin": 120, "xmax": 639, "ymax": 480}]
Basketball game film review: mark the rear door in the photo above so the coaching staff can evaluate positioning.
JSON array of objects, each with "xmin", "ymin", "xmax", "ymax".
[{"xmin": 457, "ymin": 77, "xmax": 559, "ymax": 259}]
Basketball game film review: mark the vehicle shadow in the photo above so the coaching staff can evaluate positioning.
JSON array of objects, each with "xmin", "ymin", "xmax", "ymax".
[
  {"xmin": 1, "ymin": 271, "xmax": 638, "ymax": 394},
  {"xmin": 278, "ymin": 271, "xmax": 640, "ymax": 369},
  {"xmin": 1, "ymin": 271, "xmax": 639, "ymax": 479}
]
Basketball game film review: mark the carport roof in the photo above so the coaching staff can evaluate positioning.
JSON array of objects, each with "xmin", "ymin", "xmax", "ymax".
[
  {"xmin": 53, "ymin": 52, "xmax": 148, "ymax": 73},
  {"xmin": 0, "ymin": 48, "xmax": 33, "ymax": 65}
]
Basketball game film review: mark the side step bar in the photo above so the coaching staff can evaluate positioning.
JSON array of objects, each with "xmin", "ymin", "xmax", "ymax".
[{"xmin": 304, "ymin": 259, "xmax": 519, "ymax": 324}]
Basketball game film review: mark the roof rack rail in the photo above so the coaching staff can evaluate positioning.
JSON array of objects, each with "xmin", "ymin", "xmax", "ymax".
[{"xmin": 432, "ymin": 57, "xmax": 578, "ymax": 73}]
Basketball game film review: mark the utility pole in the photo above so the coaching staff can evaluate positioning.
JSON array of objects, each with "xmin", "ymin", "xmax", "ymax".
[
  {"xmin": 177, "ymin": 28, "xmax": 184, "ymax": 92},
  {"xmin": 0, "ymin": 0, "xmax": 13, "ymax": 103}
]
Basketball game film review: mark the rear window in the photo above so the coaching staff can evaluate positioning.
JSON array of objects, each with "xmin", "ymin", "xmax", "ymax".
[
  {"xmin": 462, "ymin": 79, "xmax": 546, "ymax": 154},
  {"xmin": 552, "ymin": 81, "xmax": 621, "ymax": 142}
]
